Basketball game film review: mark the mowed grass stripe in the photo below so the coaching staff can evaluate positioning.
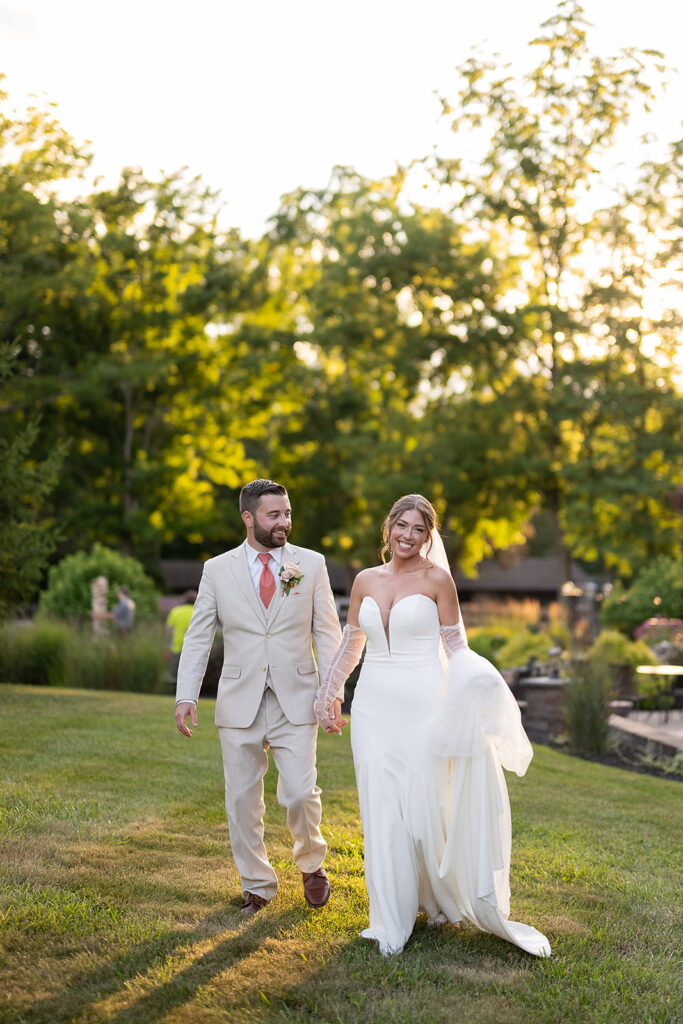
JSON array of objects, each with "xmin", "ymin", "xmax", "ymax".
[{"xmin": 0, "ymin": 684, "xmax": 680, "ymax": 1024}]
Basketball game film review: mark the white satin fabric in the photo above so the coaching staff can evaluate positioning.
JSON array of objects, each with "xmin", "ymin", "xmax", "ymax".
[{"xmin": 351, "ymin": 593, "xmax": 550, "ymax": 957}]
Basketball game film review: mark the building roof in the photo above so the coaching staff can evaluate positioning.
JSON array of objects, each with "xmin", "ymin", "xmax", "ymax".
[
  {"xmin": 159, "ymin": 554, "xmax": 594, "ymax": 598},
  {"xmin": 159, "ymin": 557, "xmax": 355, "ymax": 594},
  {"xmin": 159, "ymin": 560, "xmax": 203, "ymax": 590},
  {"xmin": 454, "ymin": 556, "xmax": 592, "ymax": 595}
]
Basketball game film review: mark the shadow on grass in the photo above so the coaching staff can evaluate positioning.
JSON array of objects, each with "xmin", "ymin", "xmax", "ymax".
[
  {"xmin": 26, "ymin": 904, "xmax": 306, "ymax": 1024},
  {"xmin": 220, "ymin": 917, "xmax": 537, "ymax": 1024},
  {"xmin": 24, "ymin": 902, "xmax": 536, "ymax": 1024}
]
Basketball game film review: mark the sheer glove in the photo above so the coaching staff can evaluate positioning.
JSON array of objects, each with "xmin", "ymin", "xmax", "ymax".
[
  {"xmin": 440, "ymin": 622, "xmax": 468, "ymax": 657},
  {"xmin": 314, "ymin": 624, "xmax": 366, "ymax": 726}
]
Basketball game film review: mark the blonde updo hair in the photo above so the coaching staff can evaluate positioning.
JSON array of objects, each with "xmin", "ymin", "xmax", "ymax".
[{"xmin": 380, "ymin": 494, "xmax": 438, "ymax": 564}]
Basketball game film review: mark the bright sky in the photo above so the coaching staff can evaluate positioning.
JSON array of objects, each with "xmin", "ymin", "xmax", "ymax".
[{"xmin": 1, "ymin": 0, "xmax": 682, "ymax": 238}]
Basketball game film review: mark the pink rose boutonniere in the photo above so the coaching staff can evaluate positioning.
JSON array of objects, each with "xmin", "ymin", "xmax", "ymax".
[{"xmin": 279, "ymin": 560, "xmax": 304, "ymax": 595}]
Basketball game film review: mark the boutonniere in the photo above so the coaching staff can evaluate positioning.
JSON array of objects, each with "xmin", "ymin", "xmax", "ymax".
[{"xmin": 279, "ymin": 560, "xmax": 304, "ymax": 595}]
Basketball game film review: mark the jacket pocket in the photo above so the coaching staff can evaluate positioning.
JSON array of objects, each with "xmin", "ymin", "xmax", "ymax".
[
  {"xmin": 220, "ymin": 665, "xmax": 241, "ymax": 679},
  {"xmin": 297, "ymin": 659, "xmax": 317, "ymax": 676}
]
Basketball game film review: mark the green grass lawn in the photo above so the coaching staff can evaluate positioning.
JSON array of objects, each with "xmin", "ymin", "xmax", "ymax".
[{"xmin": 0, "ymin": 684, "xmax": 680, "ymax": 1024}]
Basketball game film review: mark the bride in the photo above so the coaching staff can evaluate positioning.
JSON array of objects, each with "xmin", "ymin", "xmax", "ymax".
[{"xmin": 314, "ymin": 494, "xmax": 550, "ymax": 958}]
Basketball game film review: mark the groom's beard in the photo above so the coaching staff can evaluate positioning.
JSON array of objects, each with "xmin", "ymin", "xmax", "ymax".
[{"xmin": 253, "ymin": 521, "xmax": 291, "ymax": 549}]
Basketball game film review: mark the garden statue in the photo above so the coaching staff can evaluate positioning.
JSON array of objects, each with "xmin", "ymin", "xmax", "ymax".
[{"xmin": 91, "ymin": 575, "xmax": 108, "ymax": 635}]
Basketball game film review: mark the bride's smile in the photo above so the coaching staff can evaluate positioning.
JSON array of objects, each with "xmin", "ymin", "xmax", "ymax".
[{"xmin": 390, "ymin": 510, "xmax": 427, "ymax": 561}]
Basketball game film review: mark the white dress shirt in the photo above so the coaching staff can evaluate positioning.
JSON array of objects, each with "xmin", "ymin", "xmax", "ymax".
[{"xmin": 245, "ymin": 542, "xmax": 283, "ymax": 604}]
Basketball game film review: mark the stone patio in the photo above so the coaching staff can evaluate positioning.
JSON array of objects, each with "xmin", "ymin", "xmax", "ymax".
[{"xmin": 608, "ymin": 709, "xmax": 683, "ymax": 758}]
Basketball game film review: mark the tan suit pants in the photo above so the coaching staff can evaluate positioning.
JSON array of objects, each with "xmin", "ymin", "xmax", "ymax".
[{"xmin": 219, "ymin": 687, "xmax": 326, "ymax": 901}]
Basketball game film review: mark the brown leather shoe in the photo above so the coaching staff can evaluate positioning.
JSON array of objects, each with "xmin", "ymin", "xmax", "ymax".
[
  {"xmin": 240, "ymin": 892, "xmax": 269, "ymax": 916},
  {"xmin": 302, "ymin": 867, "xmax": 330, "ymax": 908}
]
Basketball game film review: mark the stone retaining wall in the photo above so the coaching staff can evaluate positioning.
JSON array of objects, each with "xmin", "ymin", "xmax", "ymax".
[{"xmin": 515, "ymin": 676, "xmax": 565, "ymax": 738}]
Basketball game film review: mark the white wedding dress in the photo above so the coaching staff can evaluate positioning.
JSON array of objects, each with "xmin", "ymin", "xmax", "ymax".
[{"xmin": 350, "ymin": 593, "xmax": 551, "ymax": 957}]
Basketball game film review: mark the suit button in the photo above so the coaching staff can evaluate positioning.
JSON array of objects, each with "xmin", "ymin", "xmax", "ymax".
[
  {"xmin": 266, "ymin": 632, "xmax": 271, "ymax": 638},
  {"xmin": 261, "ymin": 666, "xmax": 267, "ymax": 671}
]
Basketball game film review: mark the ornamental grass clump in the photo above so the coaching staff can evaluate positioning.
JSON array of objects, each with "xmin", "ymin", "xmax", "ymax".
[
  {"xmin": 564, "ymin": 659, "xmax": 613, "ymax": 756},
  {"xmin": 66, "ymin": 625, "xmax": 167, "ymax": 693},
  {"xmin": 0, "ymin": 619, "xmax": 70, "ymax": 687},
  {"xmin": 0, "ymin": 621, "xmax": 167, "ymax": 693},
  {"xmin": 64, "ymin": 627, "xmax": 167, "ymax": 693},
  {"xmin": 102, "ymin": 625, "xmax": 167, "ymax": 693}
]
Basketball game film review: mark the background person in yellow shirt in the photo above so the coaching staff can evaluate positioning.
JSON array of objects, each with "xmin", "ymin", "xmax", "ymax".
[{"xmin": 165, "ymin": 590, "xmax": 198, "ymax": 681}]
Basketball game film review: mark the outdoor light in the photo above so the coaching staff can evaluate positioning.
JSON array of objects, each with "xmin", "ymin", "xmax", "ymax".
[{"xmin": 636, "ymin": 665, "xmax": 683, "ymax": 674}]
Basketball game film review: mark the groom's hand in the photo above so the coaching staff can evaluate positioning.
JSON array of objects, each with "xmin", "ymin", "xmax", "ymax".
[
  {"xmin": 322, "ymin": 698, "xmax": 347, "ymax": 736},
  {"xmin": 175, "ymin": 701, "xmax": 198, "ymax": 737}
]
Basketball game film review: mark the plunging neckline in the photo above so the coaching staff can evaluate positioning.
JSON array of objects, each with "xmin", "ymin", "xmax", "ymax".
[{"xmin": 361, "ymin": 593, "xmax": 437, "ymax": 654}]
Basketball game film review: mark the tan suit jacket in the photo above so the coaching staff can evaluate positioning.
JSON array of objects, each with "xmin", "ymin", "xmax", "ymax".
[{"xmin": 175, "ymin": 541, "xmax": 342, "ymax": 728}]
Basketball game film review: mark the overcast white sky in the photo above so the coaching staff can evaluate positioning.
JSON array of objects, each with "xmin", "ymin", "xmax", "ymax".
[{"xmin": 1, "ymin": 0, "xmax": 681, "ymax": 237}]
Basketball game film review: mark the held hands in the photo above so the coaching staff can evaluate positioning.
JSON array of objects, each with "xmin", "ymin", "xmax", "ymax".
[
  {"xmin": 314, "ymin": 625, "xmax": 365, "ymax": 735},
  {"xmin": 175, "ymin": 701, "xmax": 198, "ymax": 737},
  {"xmin": 320, "ymin": 697, "xmax": 347, "ymax": 736}
]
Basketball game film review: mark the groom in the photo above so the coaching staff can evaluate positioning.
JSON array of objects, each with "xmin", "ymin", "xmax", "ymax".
[{"xmin": 175, "ymin": 479, "xmax": 342, "ymax": 914}]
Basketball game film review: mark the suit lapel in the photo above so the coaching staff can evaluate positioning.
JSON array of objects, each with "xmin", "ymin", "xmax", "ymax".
[
  {"xmin": 266, "ymin": 543, "xmax": 297, "ymax": 629},
  {"xmin": 228, "ymin": 542, "xmax": 268, "ymax": 627}
]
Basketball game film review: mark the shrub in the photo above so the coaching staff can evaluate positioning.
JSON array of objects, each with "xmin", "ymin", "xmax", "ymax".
[
  {"xmin": 587, "ymin": 630, "xmax": 659, "ymax": 670},
  {"xmin": 40, "ymin": 544, "xmax": 159, "ymax": 621},
  {"xmin": 467, "ymin": 629, "xmax": 509, "ymax": 667},
  {"xmin": 601, "ymin": 557, "xmax": 683, "ymax": 636},
  {"xmin": 584, "ymin": 630, "xmax": 659, "ymax": 699},
  {"xmin": 0, "ymin": 620, "xmax": 70, "ymax": 686},
  {"xmin": 495, "ymin": 630, "xmax": 554, "ymax": 670},
  {"xmin": 564, "ymin": 660, "xmax": 613, "ymax": 756}
]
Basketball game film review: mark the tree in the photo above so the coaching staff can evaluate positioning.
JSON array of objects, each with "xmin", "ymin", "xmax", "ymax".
[
  {"xmin": 0, "ymin": 348, "xmax": 65, "ymax": 618},
  {"xmin": 0, "ymin": 78, "xmax": 91, "ymax": 358},
  {"xmin": 0, "ymin": 82, "xmax": 83, "ymax": 615},
  {"xmin": 257, "ymin": 4, "xmax": 682, "ymax": 577},
  {"xmin": 3, "ymin": 20, "xmax": 681, "ymax": 585},
  {"xmin": 601, "ymin": 557, "xmax": 683, "ymax": 635},
  {"xmin": 6, "ymin": 162, "xmax": 290, "ymax": 565},
  {"xmin": 422, "ymin": 0, "xmax": 683, "ymax": 580},
  {"xmin": 263, "ymin": 167, "xmax": 530, "ymax": 565},
  {"xmin": 0, "ymin": 84, "xmax": 318, "ymax": 568}
]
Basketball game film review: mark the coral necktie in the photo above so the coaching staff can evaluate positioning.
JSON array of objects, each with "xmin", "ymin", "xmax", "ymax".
[{"xmin": 258, "ymin": 552, "xmax": 276, "ymax": 608}]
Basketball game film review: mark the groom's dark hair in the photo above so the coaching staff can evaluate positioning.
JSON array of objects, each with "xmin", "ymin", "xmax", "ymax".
[{"xmin": 239, "ymin": 478, "xmax": 288, "ymax": 516}]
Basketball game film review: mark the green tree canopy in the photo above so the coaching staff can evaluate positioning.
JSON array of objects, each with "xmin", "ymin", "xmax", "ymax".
[
  {"xmin": 0, "ymin": 347, "xmax": 64, "ymax": 618},
  {"xmin": 414, "ymin": 0, "xmax": 683, "ymax": 578},
  {"xmin": 601, "ymin": 557, "xmax": 683, "ymax": 635},
  {"xmin": 2, "ymin": 4, "xmax": 682, "ymax": 595}
]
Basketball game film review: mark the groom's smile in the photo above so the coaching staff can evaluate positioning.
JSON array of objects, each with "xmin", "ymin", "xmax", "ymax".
[{"xmin": 247, "ymin": 493, "xmax": 293, "ymax": 550}]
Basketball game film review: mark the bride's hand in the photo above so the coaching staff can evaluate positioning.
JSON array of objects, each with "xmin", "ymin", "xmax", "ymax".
[{"xmin": 321, "ymin": 697, "xmax": 347, "ymax": 735}]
